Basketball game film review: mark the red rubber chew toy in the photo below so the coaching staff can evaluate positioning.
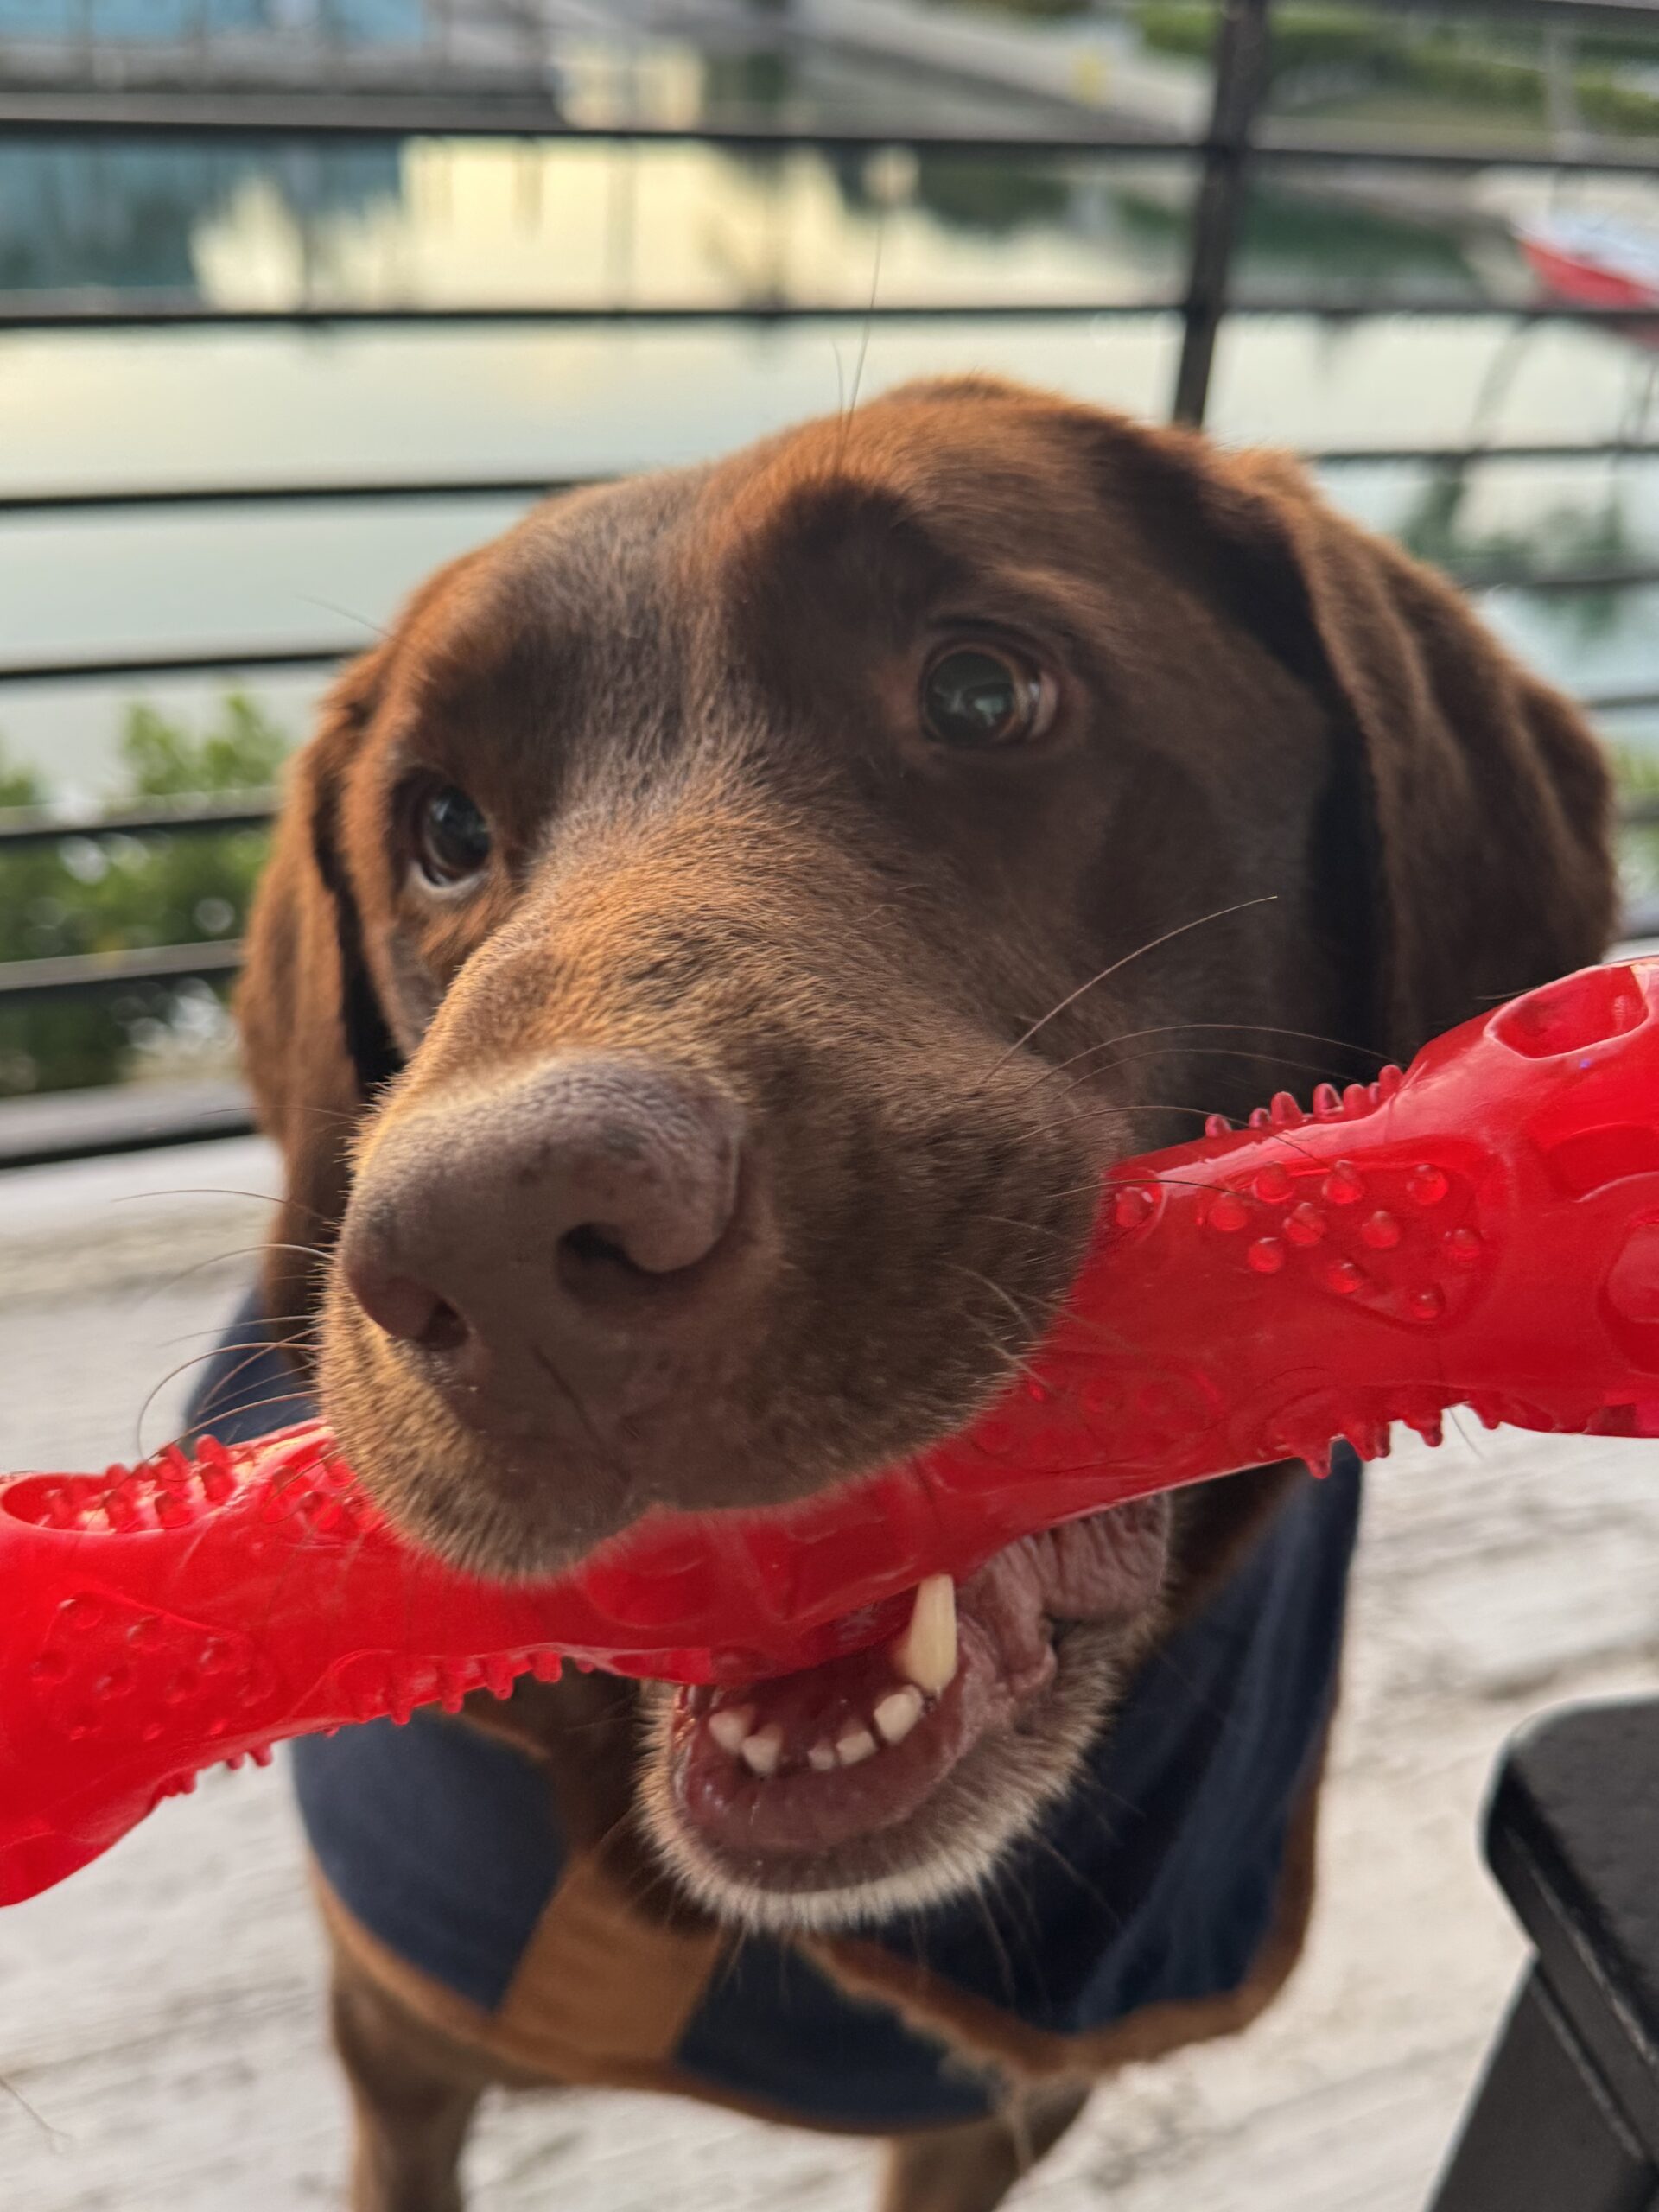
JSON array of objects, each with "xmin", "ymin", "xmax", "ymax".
[{"xmin": 8, "ymin": 955, "xmax": 1659, "ymax": 1905}]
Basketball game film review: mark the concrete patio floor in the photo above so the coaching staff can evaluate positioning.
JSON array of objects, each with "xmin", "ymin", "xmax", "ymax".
[{"xmin": 3, "ymin": 1138, "xmax": 1658, "ymax": 2211}]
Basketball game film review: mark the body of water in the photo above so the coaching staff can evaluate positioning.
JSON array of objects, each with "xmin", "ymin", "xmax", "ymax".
[{"xmin": 0, "ymin": 0, "xmax": 424, "ymax": 42}]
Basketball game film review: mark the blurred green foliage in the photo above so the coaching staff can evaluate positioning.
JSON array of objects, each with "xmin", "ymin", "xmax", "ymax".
[
  {"xmin": 0, "ymin": 696, "xmax": 284, "ymax": 1098},
  {"xmin": 1135, "ymin": 3, "xmax": 1659, "ymax": 135},
  {"xmin": 824, "ymin": 146, "xmax": 1068, "ymax": 238},
  {"xmin": 911, "ymin": 156, "xmax": 1068, "ymax": 236},
  {"xmin": 1396, "ymin": 473, "xmax": 1639, "ymax": 647},
  {"xmin": 1611, "ymin": 742, "xmax": 1659, "ymax": 915}
]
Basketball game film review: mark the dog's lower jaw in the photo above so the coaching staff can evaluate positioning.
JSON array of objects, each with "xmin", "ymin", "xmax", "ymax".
[{"xmin": 636, "ymin": 1608, "xmax": 1162, "ymax": 1936}]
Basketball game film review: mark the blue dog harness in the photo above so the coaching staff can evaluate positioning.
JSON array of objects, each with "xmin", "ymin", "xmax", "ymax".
[{"xmin": 192, "ymin": 1295, "xmax": 1359, "ymax": 2132}]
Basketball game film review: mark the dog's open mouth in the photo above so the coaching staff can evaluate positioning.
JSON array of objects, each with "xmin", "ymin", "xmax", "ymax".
[{"xmin": 650, "ymin": 1494, "xmax": 1172, "ymax": 1924}]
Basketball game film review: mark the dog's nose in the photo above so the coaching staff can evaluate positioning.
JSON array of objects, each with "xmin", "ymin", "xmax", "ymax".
[{"xmin": 340, "ymin": 1057, "xmax": 748, "ymax": 1389}]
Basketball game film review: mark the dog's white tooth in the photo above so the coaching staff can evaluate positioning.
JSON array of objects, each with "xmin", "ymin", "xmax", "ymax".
[
  {"xmin": 740, "ymin": 1726, "xmax": 785, "ymax": 1777},
  {"xmin": 807, "ymin": 1741, "xmax": 838, "ymax": 1772},
  {"xmin": 892, "ymin": 1573, "xmax": 958, "ymax": 1694},
  {"xmin": 874, "ymin": 1686, "xmax": 925, "ymax": 1746},
  {"xmin": 836, "ymin": 1726, "xmax": 878, "ymax": 1767},
  {"xmin": 708, "ymin": 1706, "xmax": 755, "ymax": 1755}
]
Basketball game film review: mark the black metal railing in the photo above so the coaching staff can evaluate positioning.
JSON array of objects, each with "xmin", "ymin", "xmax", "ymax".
[{"xmin": 8, "ymin": 0, "xmax": 1659, "ymax": 1166}]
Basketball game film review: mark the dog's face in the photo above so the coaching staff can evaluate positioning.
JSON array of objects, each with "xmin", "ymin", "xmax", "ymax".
[{"xmin": 241, "ymin": 379, "xmax": 1612, "ymax": 1931}]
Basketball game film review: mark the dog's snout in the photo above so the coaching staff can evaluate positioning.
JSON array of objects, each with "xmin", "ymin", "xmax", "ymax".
[{"xmin": 340, "ymin": 1057, "xmax": 748, "ymax": 1384}]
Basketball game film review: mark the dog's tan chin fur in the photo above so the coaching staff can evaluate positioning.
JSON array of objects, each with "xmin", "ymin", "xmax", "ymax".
[{"xmin": 634, "ymin": 1621, "xmax": 1153, "ymax": 1936}]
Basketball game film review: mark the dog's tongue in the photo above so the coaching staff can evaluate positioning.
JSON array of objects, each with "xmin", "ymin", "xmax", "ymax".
[{"xmin": 666, "ymin": 1499, "xmax": 1168, "ymax": 1855}]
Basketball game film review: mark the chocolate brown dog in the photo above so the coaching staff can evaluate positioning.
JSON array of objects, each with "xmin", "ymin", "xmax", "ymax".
[{"xmin": 226, "ymin": 378, "xmax": 1615, "ymax": 2210}]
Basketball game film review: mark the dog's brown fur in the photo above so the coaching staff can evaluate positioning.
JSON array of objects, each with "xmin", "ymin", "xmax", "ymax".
[{"xmin": 238, "ymin": 379, "xmax": 1615, "ymax": 2209}]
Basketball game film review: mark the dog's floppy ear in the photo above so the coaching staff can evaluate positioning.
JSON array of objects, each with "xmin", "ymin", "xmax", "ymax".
[
  {"xmin": 238, "ymin": 647, "xmax": 401, "ymax": 1338},
  {"xmin": 1121, "ymin": 430, "xmax": 1618, "ymax": 1058}
]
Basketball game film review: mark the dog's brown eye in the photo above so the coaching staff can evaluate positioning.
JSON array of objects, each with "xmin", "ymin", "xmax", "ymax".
[
  {"xmin": 919, "ymin": 645, "xmax": 1054, "ymax": 750},
  {"xmin": 415, "ymin": 785, "xmax": 493, "ymax": 887}
]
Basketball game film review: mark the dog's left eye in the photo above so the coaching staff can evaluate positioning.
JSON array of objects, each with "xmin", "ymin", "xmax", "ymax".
[
  {"xmin": 415, "ymin": 785, "xmax": 493, "ymax": 887},
  {"xmin": 919, "ymin": 643, "xmax": 1057, "ymax": 750}
]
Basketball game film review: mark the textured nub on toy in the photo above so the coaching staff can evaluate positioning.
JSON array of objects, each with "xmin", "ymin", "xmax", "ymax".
[{"xmin": 1196, "ymin": 1066, "xmax": 1475, "ymax": 1330}]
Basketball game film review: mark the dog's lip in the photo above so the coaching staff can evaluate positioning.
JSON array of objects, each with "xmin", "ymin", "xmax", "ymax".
[{"xmin": 661, "ymin": 1494, "xmax": 1171, "ymax": 1862}]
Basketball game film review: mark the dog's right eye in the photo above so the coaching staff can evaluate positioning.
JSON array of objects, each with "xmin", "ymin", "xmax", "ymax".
[
  {"xmin": 919, "ymin": 642, "xmax": 1056, "ymax": 751},
  {"xmin": 414, "ymin": 785, "xmax": 493, "ymax": 888}
]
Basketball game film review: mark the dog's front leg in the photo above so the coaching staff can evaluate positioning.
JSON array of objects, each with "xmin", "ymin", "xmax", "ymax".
[
  {"xmin": 330, "ymin": 1953, "xmax": 487, "ymax": 2212},
  {"xmin": 879, "ymin": 2081, "xmax": 1091, "ymax": 2212}
]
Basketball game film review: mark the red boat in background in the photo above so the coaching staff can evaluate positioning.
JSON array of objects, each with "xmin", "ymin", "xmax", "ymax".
[{"xmin": 1514, "ymin": 211, "xmax": 1659, "ymax": 338}]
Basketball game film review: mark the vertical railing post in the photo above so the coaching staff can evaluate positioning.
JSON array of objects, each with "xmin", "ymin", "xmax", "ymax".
[{"xmin": 1171, "ymin": 0, "xmax": 1272, "ymax": 429}]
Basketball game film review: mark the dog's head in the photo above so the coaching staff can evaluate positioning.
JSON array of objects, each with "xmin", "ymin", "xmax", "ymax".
[{"xmin": 239, "ymin": 379, "xmax": 1613, "ymax": 1929}]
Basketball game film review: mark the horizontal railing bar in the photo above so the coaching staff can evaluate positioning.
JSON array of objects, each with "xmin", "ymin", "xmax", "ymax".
[
  {"xmin": 23, "ymin": 878, "xmax": 1659, "ymax": 1020},
  {"xmin": 1579, "ymin": 688, "xmax": 1659, "ymax": 714},
  {"xmin": 6, "ymin": 590, "xmax": 1659, "ymax": 701},
  {"xmin": 9, "ymin": 594, "xmax": 1659, "ymax": 695},
  {"xmin": 0, "ymin": 474, "xmax": 597, "ymax": 514},
  {"xmin": 1259, "ymin": 301, "xmax": 1659, "ymax": 324},
  {"xmin": 1457, "ymin": 565, "xmax": 1659, "ymax": 596},
  {"xmin": 0, "ymin": 1077, "xmax": 255, "ymax": 1172},
  {"xmin": 8, "ymin": 778, "xmax": 1659, "ymax": 851},
  {"xmin": 0, "ymin": 940, "xmax": 243, "ymax": 1001},
  {"xmin": 9, "ymin": 880, "xmax": 1659, "ymax": 1014},
  {"xmin": 7, "ymin": 89, "xmax": 1659, "ymax": 177},
  {"xmin": 0, "ymin": 1116, "xmax": 255, "ymax": 1172},
  {"xmin": 7, "ymin": 296, "xmax": 1659, "ymax": 335},
  {"xmin": 1302, "ymin": 442, "xmax": 1659, "ymax": 468},
  {"xmin": 0, "ymin": 644, "xmax": 347, "ymax": 684},
  {"xmin": 0, "ymin": 794, "xmax": 277, "ymax": 849},
  {"xmin": 1, "ymin": 296, "xmax": 1182, "ymax": 331},
  {"xmin": 3, "ymin": 755, "xmax": 1659, "ymax": 864},
  {"xmin": 0, "ymin": 91, "xmax": 1192, "ymax": 150},
  {"xmin": 14, "ymin": 447, "xmax": 1659, "ymax": 517}
]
